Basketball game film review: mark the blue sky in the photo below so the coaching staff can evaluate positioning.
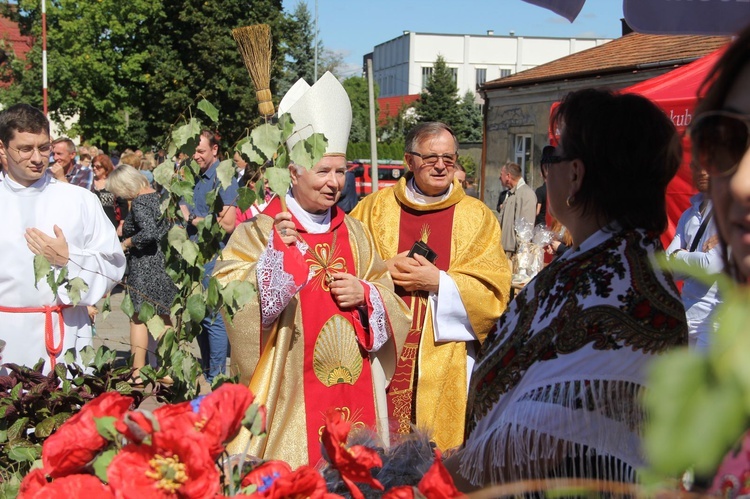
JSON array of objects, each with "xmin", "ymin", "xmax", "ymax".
[{"xmin": 282, "ymin": 0, "xmax": 625, "ymax": 77}]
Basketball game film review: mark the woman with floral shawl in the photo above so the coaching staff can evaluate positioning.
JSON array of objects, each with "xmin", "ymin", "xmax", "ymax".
[{"xmin": 446, "ymin": 88, "xmax": 688, "ymax": 490}]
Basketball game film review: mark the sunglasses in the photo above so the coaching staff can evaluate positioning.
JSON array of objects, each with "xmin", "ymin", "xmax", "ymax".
[
  {"xmin": 690, "ymin": 110, "xmax": 750, "ymax": 177},
  {"xmin": 540, "ymin": 154, "xmax": 571, "ymax": 174}
]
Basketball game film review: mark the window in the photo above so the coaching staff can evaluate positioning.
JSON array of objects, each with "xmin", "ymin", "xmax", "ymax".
[
  {"xmin": 421, "ymin": 67, "xmax": 433, "ymax": 89},
  {"xmin": 514, "ymin": 134, "xmax": 532, "ymax": 180},
  {"xmin": 476, "ymin": 68, "xmax": 487, "ymax": 87},
  {"xmin": 450, "ymin": 67, "xmax": 458, "ymax": 85},
  {"xmin": 500, "ymin": 68, "xmax": 512, "ymax": 78}
]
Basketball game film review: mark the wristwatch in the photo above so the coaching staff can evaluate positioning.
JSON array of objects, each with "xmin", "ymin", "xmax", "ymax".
[{"xmin": 188, "ymin": 213, "xmax": 196, "ymax": 226}]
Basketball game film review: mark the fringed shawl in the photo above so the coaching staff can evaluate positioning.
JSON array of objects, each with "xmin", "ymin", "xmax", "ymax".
[{"xmin": 459, "ymin": 228, "xmax": 688, "ymax": 487}]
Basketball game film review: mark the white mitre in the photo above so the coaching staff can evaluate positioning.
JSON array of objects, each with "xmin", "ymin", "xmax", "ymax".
[{"xmin": 277, "ymin": 71, "xmax": 352, "ymax": 156}]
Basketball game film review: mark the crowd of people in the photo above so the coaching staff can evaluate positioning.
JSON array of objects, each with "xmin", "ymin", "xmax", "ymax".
[{"xmin": 1, "ymin": 23, "xmax": 749, "ymax": 495}]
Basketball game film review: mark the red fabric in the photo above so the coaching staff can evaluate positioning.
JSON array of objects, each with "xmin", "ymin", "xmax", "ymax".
[
  {"xmin": 262, "ymin": 197, "xmax": 379, "ymax": 466},
  {"xmin": 548, "ymin": 46, "xmax": 729, "ymax": 248},
  {"xmin": 0, "ymin": 304, "xmax": 72, "ymax": 370}
]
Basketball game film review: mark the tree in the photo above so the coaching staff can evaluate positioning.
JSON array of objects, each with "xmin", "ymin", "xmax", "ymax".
[
  {"xmin": 414, "ymin": 55, "xmax": 460, "ymax": 128},
  {"xmin": 0, "ymin": 0, "xmax": 286, "ymax": 150},
  {"xmin": 342, "ymin": 76, "xmax": 378, "ymax": 144},
  {"xmin": 277, "ymin": 1, "xmax": 316, "ymax": 95},
  {"xmin": 454, "ymin": 91, "xmax": 483, "ymax": 142}
]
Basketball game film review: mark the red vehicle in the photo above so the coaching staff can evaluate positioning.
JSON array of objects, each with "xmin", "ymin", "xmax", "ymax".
[{"xmin": 347, "ymin": 160, "xmax": 405, "ymax": 198}]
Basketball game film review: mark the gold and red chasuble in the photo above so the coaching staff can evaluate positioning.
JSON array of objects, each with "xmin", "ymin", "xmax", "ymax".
[
  {"xmin": 264, "ymin": 199, "xmax": 377, "ymax": 466},
  {"xmin": 387, "ymin": 204, "xmax": 456, "ymax": 436}
]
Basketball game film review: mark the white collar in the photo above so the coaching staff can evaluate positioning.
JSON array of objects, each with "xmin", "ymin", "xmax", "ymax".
[
  {"xmin": 285, "ymin": 191, "xmax": 331, "ymax": 234},
  {"xmin": 405, "ymin": 177, "xmax": 453, "ymax": 205}
]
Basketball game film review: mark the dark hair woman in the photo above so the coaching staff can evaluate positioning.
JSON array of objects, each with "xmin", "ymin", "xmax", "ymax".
[{"xmin": 445, "ymin": 88, "xmax": 688, "ymax": 491}]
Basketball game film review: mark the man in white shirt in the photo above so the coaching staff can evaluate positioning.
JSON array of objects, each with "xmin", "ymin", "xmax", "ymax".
[{"xmin": 0, "ymin": 104, "xmax": 126, "ymax": 374}]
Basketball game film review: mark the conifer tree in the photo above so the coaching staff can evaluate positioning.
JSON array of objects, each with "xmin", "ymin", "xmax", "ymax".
[{"xmin": 414, "ymin": 55, "xmax": 461, "ymax": 129}]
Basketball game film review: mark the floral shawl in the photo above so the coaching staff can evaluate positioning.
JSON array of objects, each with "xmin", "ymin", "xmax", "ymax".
[{"xmin": 459, "ymin": 227, "xmax": 687, "ymax": 486}]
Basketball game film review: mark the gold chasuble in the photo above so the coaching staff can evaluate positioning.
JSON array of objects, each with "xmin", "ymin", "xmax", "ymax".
[
  {"xmin": 350, "ymin": 174, "xmax": 511, "ymax": 450},
  {"xmin": 214, "ymin": 198, "xmax": 409, "ymax": 468}
]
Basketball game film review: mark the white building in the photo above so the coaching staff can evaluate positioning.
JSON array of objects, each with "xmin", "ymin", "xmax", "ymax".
[{"xmin": 370, "ymin": 31, "xmax": 612, "ymax": 100}]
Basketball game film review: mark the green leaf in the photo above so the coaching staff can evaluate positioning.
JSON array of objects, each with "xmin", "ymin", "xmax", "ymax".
[
  {"xmin": 216, "ymin": 159, "xmax": 235, "ymax": 190},
  {"xmin": 94, "ymin": 416, "xmax": 119, "ymax": 442},
  {"xmin": 79, "ymin": 345, "xmax": 96, "ymax": 367},
  {"xmin": 250, "ymin": 123, "xmax": 282, "ymax": 161},
  {"xmin": 241, "ymin": 139, "xmax": 264, "ymax": 165},
  {"xmin": 138, "ymin": 301, "xmax": 156, "ymax": 324},
  {"xmin": 33, "ymin": 255, "xmax": 52, "ymax": 289},
  {"xmin": 265, "ymin": 166, "xmax": 291, "ymax": 198},
  {"xmin": 154, "ymin": 160, "xmax": 175, "ymax": 191},
  {"xmin": 173, "ymin": 118, "xmax": 201, "ymax": 149},
  {"xmin": 34, "ymin": 416, "xmax": 58, "ymax": 438},
  {"xmin": 187, "ymin": 293, "xmax": 206, "ymax": 323},
  {"xmin": 171, "ymin": 180, "xmax": 195, "ymax": 206},
  {"xmin": 289, "ymin": 139, "xmax": 313, "ymax": 170},
  {"xmin": 121, "ymin": 293, "xmax": 135, "ymax": 318},
  {"xmin": 64, "ymin": 349, "xmax": 76, "ymax": 365},
  {"xmin": 305, "ymin": 132, "xmax": 328, "ymax": 167},
  {"xmin": 197, "ymin": 99, "xmax": 219, "ymax": 123},
  {"xmin": 66, "ymin": 277, "xmax": 89, "ymax": 306},
  {"xmin": 101, "ymin": 295, "xmax": 111, "ymax": 321},
  {"xmin": 278, "ymin": 113, "xmax": 295, "ymax": 142},
  {"xmin": 220, "ymin": 281, "xmax": 257, "ymax": 312},
  {"xmin": 207, "ymin": 277, "xmax": 220, "ymax": 309},
  {"xmin": 146, "ymin": 314, "xmax": 166, "ymax": 339},
  {"xmin": 92, "ymin": 448, "xmax": 117, "ymax": 482},
  {"xmin": 275, "ymin": 147, "xmax": 290, "ymax": 170},
  {"xmin": 167, "ymin": 226, "xmax": 199, "ymax": 266},
  {"xmin": 8, "ymin": 445, "xmax": 39, "ymax": 463},
  {"xmin": 7, "ymin": 417, "xmax": 30, "ymax": 441},
  {"xmin": 237, "ymin": 187, "xmax": 257, "ymax": 213}
]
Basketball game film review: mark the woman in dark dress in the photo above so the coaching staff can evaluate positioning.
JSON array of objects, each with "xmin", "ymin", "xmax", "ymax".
[
  {"xmin": 106, "ymin": 165, "xmax": 177, "ymax": 380},
  {"xmin": 92, "ymin": 154, "xmax": 128, "ymax": 237}
]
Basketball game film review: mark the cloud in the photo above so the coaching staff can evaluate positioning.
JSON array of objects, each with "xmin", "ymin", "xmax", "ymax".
[
  {"xmin": 581, "ymin": 13, "xmax": 597, "ymax": 19},
  {"xmin": 575, "ymin": 30, "xmax": 600, "ymax": 38}
]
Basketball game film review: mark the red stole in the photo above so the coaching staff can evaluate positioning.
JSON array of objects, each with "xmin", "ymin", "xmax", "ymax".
[
  {"xmin": 387, "ymin": 203, "xmax": 456, "ymax": 435},
  {"xmin": 264, "ymin": 198, "xmax": 376, "ymax": 465}
]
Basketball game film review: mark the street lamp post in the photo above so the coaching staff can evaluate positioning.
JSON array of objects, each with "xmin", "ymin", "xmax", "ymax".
[{"xmin": 41, "ymin": 0, "xmax": 48, "ymax": 116}]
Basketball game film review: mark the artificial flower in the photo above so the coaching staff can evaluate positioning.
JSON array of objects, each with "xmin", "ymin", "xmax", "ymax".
[
  {"xmin": 240, "ymin": 460, "xmax": 292, "ymax": 492},
  {"xmin": 415, "ymin": 450, "xmax": 464, "ymax": 498},
  {"xmin": 42, "ymin": 391, "xmax": 133, "ymax": 477},
  {"xmin": 321, "ymin": 408, "xmax": 384, "ymax": 499},
  {"xmin": 19, "ymin": 473, "xmax": 115, "ymax": 499},
  {"xmin": 18, "ymin": 468, "xmax": 48, "ymax": 498},
  {"xmin": 190, "ymin": 382, "xmax": 256, "ymax": 458},
  {"xmin": 107, "ymin": 431, "xmax": 219, "ymax": 499},
  {"xmin": 254, "ymin": 465, "xmax": 343, "ymax": 499}
]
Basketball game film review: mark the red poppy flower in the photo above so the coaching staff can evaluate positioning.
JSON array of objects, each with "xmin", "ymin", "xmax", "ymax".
[
  {"xmin": 19, "ymin": 473, "xmax": 114, "ymax": 499},
  {"xmin": 192, "ymin": 383, "xmax": 255, "ymax": 458},
  {"xmin": 42, "ymin": 391, "xmax": 133, "ymax": 477},
  {"xmin": 321, "ymin": 408, "xmax": 384, "ymax": 499},
  {"xmin": 381, "ymin": 485, "xmax": 417, "ymax": 499},
  {"xmin": 115, "ymin": 409, "xmax": 157, "ymax": 444},
  {"xmin": 240, "ymin": 460, "xmax": 292, "ymax": 492},
  {"xmin": 417, "ymin": 450, "xmax": 464, "ymax": 498},
  {"xmin": 255, "ymin": 465, "xmax": 342, "ymax": 499},
  {"xmin": 18, "ymin": 468, "xmax": 48, "ymax": 498},
  {"xmin": 107, "ymin": 432, "xmax": 219, "ymax": 499}
]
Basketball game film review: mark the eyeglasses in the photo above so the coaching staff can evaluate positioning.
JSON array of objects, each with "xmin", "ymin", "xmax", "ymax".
[
  {"xmin": 93, "ymin": 163, "xmax": 104, "ymax": 169},
  {"xmin": 407, "ymin": 151, "xmax": 458, "ymax": 167},
  {"xmin": 6, "ymin": 143, "xmax": 52, "ymax": 160},
  {"xmin": 690, "ymin": 110, "xmax": 750, "ymax": 177}
]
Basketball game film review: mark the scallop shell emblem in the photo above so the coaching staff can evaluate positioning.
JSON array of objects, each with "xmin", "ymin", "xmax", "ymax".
[{"xmin": 313, "ymin": 315, "xmax": 363, "ymax": 387}]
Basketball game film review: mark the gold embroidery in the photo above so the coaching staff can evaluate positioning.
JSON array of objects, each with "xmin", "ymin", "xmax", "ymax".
[
  {"xmin": 306, "ymin": 242, "xmax": 346, "ymax": 291},
  {"xmin": 420, "ymin": 224, "xmax": 431, "ymax": 243},
  {"xmin": 313, "ymin": 315, "xmax": 363, "ymax": 387},
  {"xmin": 317, "ymin": 406, "xmax": 366, "ymax": 440}
]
